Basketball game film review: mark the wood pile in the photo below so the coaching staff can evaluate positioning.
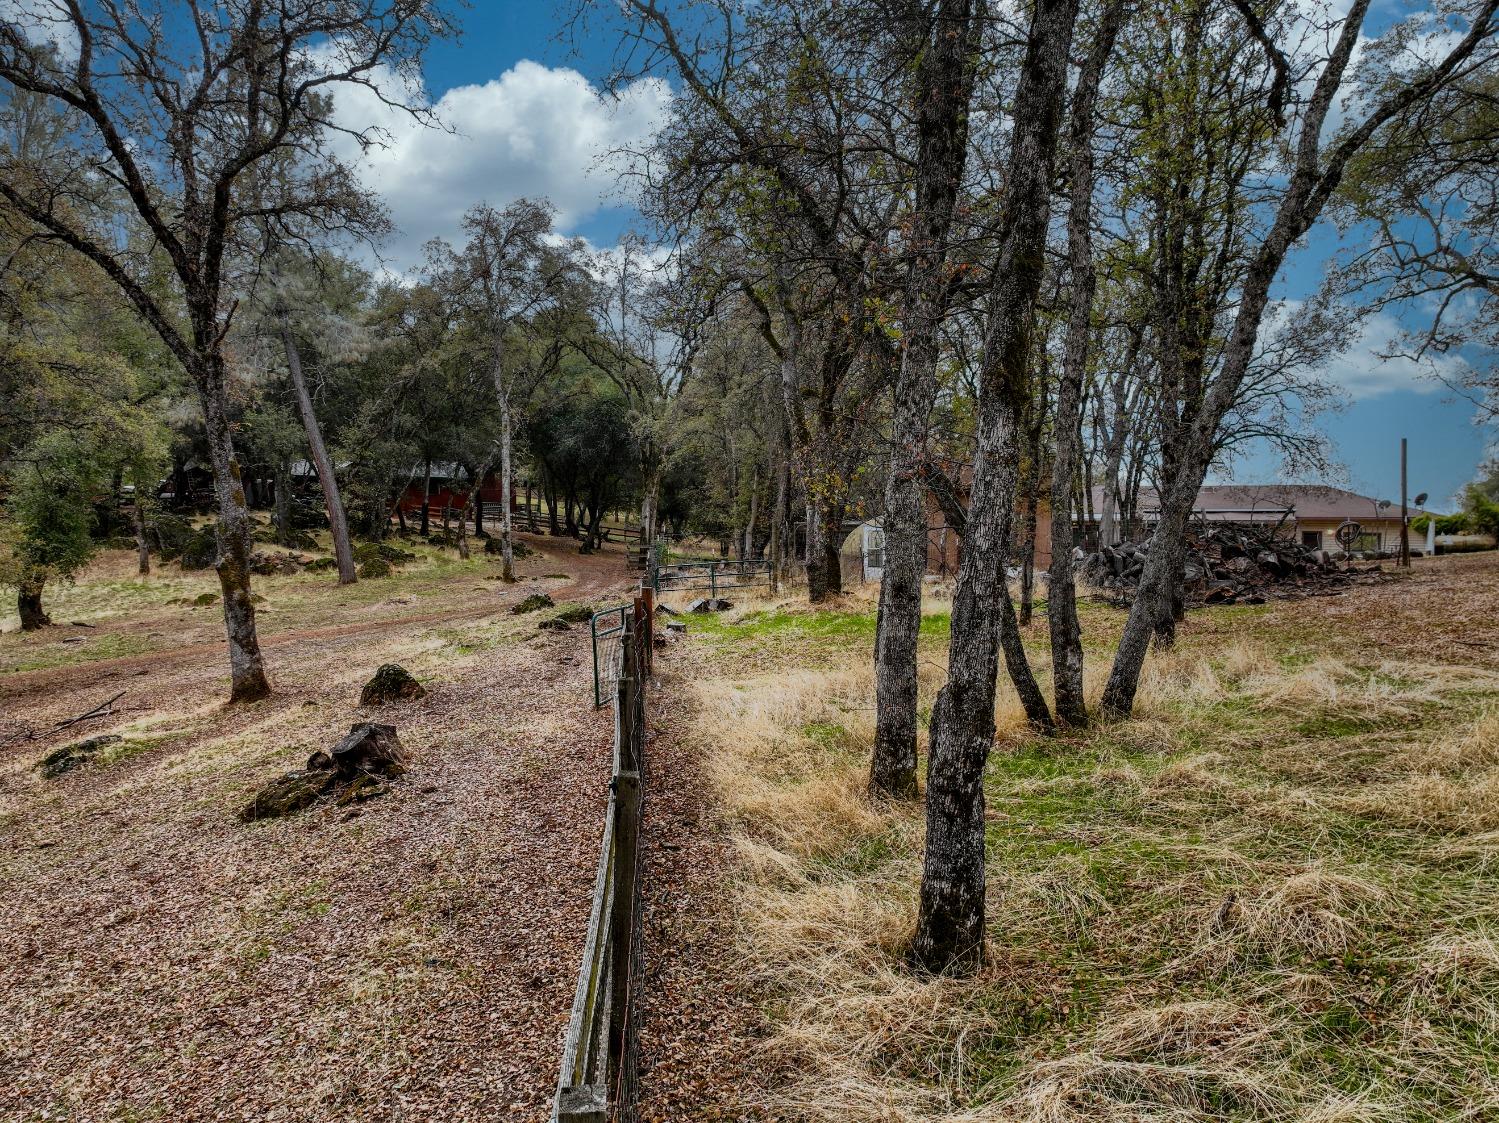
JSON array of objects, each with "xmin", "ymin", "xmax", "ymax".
[{"xmin": 1085, "ymin": 524, "xmax": 1391, "ymax": 605}]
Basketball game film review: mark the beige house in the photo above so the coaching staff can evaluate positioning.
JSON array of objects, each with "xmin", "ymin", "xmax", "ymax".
[{"xmin": 1093, "ymin": 484, "xmax": 1418, "ymax": 555}]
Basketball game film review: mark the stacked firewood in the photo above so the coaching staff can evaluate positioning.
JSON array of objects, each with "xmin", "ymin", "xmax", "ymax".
[{"xmin": 1084, "ymin": 524, "xmax": 1389, "ymax": 605}]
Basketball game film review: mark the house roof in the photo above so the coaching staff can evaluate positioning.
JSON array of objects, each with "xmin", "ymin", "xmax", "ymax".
[{"xmin": 1090, "ymin": 484, "xmax": 1419, "ymax": 523}]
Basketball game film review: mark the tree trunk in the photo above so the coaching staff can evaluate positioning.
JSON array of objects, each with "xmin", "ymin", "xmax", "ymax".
[
  {"xmin": 913, "ymin": 0, "xmax": 1076, "ymax": 975},
  {"xmin": 1048, "ymin": 0, "xmax": 1123, "ymax": 727},
  {"xmin": 1018, "ymin": 461, "xmax": 1039, "ymax": 626},
  {"xmin": 280, "ymin": 315, "xmax": 356, "ymax": 585},
  {"xmin": 500, "ymin": 395, "xmax": 516, "ymax": 581},
  {"xmin": 420, "ymin": 457, "xmax": 432, "ymax": 537},
  {"xmin": 871, "ymin": 0, "xmax": 979, "ymax": 802},
  {"xmin": 274, "ymin": 460, "xmax": 294, "ymax": 547},
  {"xmin": 18, "ymin": 571, "xmax": 49, "ymax": 631},
  {"xmin": 457, "ymin": 448, "xmax": 501, "ymax": 563},
  {"xmin": 195, "ymin": 353, "xmax": 271, "ymax": 703},
  {"xmin": 132, "ymin": 466, "xmax": 151, "ymax": 577}
]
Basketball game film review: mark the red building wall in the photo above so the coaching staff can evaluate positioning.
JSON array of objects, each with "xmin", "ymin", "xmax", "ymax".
[{"xmin": 396, "ymin": 474, "xmax": 517, "ymax": 513}]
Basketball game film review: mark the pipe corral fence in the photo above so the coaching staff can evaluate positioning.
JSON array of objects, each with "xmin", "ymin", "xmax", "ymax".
[
  {"xmin": 554, "ymin": 589, "xmax": 654, "ymax": 1123},
  {"xmin": 650, "ymin": 551, "xmax": 771, "ymax": 599}
]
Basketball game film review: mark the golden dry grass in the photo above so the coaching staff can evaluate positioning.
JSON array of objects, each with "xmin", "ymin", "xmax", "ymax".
[{"xmin": 684, "ymin": 555, "xmax": 1499, "ymax": 1122}]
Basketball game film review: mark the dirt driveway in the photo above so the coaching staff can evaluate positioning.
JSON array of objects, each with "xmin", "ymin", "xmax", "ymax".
[{"xmin": 0, "ymin": 534, "xmax": 638, "ymax": 1123}]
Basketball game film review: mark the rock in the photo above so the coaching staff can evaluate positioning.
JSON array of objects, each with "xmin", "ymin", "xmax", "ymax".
[
  {"xmin": 354, "ymin": 541, "xmax": 415, "ymax": 565},
  {"xmin": 250, "ymin": 551, "xmax": 306, "ymax": 576},
  {"xmin": 554, "ymin": 605, "xmax": 594, "ymax": 624},
  {"xmin": 359, "ymin": 556, "xmax": 392, "ymax": 578},
  {"xmin": 178, "ymin": 527, "xmax": 219, "ymax": 570},
  {"xmin": 239, "ymin": 769, "xmax": 336, "ymax": 821},
  {"xmin": 360, "ymin": 664, "xmax": 427, "ymax": 706},
  {"xmin": 665, "ymin": 621, "xmax": 688, "ymax": 634},
  {"xmin": 329, "ymin": 722, "xmax": 408, "ymax": 779},
  {"xmin": 511, "ymin": 592, "xmax": 554, "ymax": 615},
  {"xmin": 538, "ymin": 618, "xmax": 571, "ymax": 632},
  {"xmin": 305, "ymin": 557, "xmax": 337, "ymax": 572},
  {"xmin": 39, "ymin": 734, "xmax": 124, "ymax": 779},
  {"xmin": 687, "ymin": 597, "xmax": 733, "ymax": 613},
  {"xmin": 193, "ymin": 592, "xmax": 219, "ymax": 607}
]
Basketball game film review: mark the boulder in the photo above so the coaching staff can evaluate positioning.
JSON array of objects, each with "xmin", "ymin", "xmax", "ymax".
[
  {"xmin": 38, "ymin": 734, "xmax": 124, "ymax": 779},
  {"xmin": 178, "ymin": 527, "xmax": 219, "ymax": 570},
  {"xmin": 193, "ymin": 592, "xmax": 219, "ymax": 607},
  {"xmin": 360, "ymin": 664, "xmax": 427, "ymax": 706},
  {"xmin": 359, "ymin": 556, "xmax": 392, "ymax": 578},
  {"xmin": 687, "ymin": 597, "xmax": 733, "ymax": 613},
  {"xmin": 511, "ymin": 592, "xmax": 555, "ymax": 615}
]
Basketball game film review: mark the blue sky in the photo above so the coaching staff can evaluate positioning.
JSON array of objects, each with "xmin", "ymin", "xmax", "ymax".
[{"xmin": 373, "ymin": 3, "xmax": 1490, "ymax": 511}]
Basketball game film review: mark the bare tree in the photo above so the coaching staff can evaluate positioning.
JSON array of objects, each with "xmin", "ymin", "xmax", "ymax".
[
  {"xmin": 870, "ymin": 0, "xmax": 983, "ymax": 801},
  {"xmin": 429, "ymin": 200, "xmax": 574, "ymax": 578},
  {"xmin": 0, "ymin": 0, "xmax": 449, "ymax": 701},
  {"xmin": 913, "ymin": 0, "xmax": 1080, "ymax": 974},
  {"xmin": 1100, "ymin": 0, "xmax": 1499, "ymax": 716},
  {"xmin": 1046, "ymin": 0, "xmax": 1127, "ymax": 727}
]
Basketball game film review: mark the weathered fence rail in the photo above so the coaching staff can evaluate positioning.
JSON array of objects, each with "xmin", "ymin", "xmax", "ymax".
[
  {"xmin": 555, "ymin": 589, "xmax": 654, "ymax": 1123},
  {"xmin": 652, "ymin": 558, "xmax": 771, "ymax": 598}
]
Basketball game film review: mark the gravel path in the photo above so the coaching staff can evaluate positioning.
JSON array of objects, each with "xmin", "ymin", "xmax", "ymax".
[{"xmin": 0, "ymin": 536, "xmax": 636, "ymax": 1123}]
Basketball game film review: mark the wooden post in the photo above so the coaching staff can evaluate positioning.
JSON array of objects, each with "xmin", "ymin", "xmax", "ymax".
[{"xmin": 1400, "ymin": 437, "xmax": 1410, "ymax": 568}]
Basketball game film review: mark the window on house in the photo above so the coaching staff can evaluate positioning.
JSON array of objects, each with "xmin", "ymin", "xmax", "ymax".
[{"xmin": 1301, "ymin": 530, "xmax": 1323, "ymax": 549}]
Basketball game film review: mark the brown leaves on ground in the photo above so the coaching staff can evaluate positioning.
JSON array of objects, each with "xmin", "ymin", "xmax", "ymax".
[{"xmin": 0, "ymin": 535, "xmax": 638, "ymax": 1123}]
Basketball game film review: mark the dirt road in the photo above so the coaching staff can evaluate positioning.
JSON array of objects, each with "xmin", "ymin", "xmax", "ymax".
[{"xmin": 0, "ymin": 534, "xmax": 639, "ymax": 1123}]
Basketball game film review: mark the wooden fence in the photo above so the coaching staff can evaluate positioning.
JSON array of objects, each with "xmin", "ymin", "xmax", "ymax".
[{"xmin": 554, "ymin": 588, "xmax": 655, "ymax": 1123}]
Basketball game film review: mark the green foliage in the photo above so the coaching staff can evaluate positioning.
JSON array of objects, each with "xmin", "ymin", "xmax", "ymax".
[{"xmin": 1411, "ymin": 513, "xmax": 1469, "ymax": 535}]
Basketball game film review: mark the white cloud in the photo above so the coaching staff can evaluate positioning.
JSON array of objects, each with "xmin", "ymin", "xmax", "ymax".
[
  {"xmin": 0, "ymin": 0, "xmax": 80, "ymax": 58},
  {"xmin": 326, "ymin": 60, "xmax": 670, "ymax": 272},
  {"xmin": 1319, "ymin": 310, "xmax": 1469, "ymax": 399}
]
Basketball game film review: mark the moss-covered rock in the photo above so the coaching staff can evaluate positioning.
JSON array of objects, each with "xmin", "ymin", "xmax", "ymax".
[
  {"xmin": 146, "ymin": 513, "xmax": 195, "ymax": 561},
  {"xmin": 178, "ymin": 527, "xmax": 219, "ymax": 570},
  {"xmin": 510, "ymin": 592, "xmax": 554, "ymax": 615},
  {"xmin": 358, "ymin": 556, "xmax": 392, "ymax": 578},
  {"xmin": 305, "ymin": 557, "xmax": 337, "ymax": 572},
  {"xmin": 193, "ymin": 592, "xmax": 220, "ymax": 607},
  {"xmin": 554, "ymin": 604, "xmax": 594, "ymax": 624},
  {"xmin": 359, "ymin": 664, "xmax": 427, "ymax": 706},
  {"xmin": 39, "ymin": 734, "xmax": 123, "ymax": 779}
]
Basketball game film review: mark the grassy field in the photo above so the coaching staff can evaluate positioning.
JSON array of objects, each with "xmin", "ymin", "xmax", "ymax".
[{"xmin": 674, "ymin": 554, "xmax": 1499, "ymax": 1121}]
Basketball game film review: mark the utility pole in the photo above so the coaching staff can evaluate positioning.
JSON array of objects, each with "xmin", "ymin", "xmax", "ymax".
[{"xmin": 1400, "ymin": 437, "xmax": 1410, "ymax": 568}]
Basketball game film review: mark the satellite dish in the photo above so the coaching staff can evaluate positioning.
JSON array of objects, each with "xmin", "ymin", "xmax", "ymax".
[
  {"xmin": 1415, "ymin": 492, "xmax": 1428, "ymax": 506},
  {"xmin": 1378, "ymin": 499, "xmax": 1391, "ymax": 509}
]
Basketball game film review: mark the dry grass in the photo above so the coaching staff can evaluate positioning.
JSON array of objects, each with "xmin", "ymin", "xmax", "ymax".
[{"xmin": 684, "ymin": 554, "xmax": 1499, "ymax": 1122}]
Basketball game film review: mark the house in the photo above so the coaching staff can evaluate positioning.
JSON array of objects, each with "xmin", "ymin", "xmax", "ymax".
[
  {"xmin": 1094, "ymin": 484, "xmax": 1417, "ymax": 555},
  {"xmin": 846, "ymin": 482, "xmax": 1424, "ymax": 583}
]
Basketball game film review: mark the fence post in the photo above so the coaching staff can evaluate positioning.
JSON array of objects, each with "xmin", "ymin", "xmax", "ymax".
[
  {"xmin": 710, "ymin": 563, "xmax": 717, "ymax": 599},
  {"xmin": 639, "ymin": 586, "xmax": 655, "ymax": 676}
]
